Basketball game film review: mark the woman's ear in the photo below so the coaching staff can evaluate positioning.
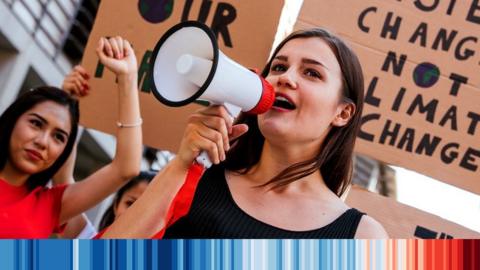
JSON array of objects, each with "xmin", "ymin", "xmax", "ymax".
[{"xmin": 332, "ymin": 102, "xmax": 356, "ymax": 127}]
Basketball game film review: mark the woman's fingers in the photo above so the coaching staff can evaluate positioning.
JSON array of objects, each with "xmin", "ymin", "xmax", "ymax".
[
  {"xmin": 73, "ymin": 65, "xmax": 89, "ymax": 79},
  {"xmin": 190, "ymin": 114, "xmax": 230, "ymax": 151},
  {"xmin": 200, "ymin": 105, "xmax": 233, "ymax": 134},
  {"xmin": 195, "ymin": 124, "xmax": 225, "ymax": 163},
  {"xmin": 123, "ymin": 39, "xmax": 132, "ymax": 57},
  {"xmin": 104, "ymin": 37, "xmax": 115, "ymax": 58},
  {"xmin": 96, "ymin": 37, "xmax": 110, "ymax": 62},
  {"xmin": 109, "ymin": 37, "xmax": 120, "ymax": 59},
  {"xmin": 194, "ymin": 105, "xmax": 245, "ymax": 152},
  {"xmin": 229, "ymin": 124, "xmax": 249, "ymax": 141},
  {"xmin": 115, "ymin": 36, "xmax": 124, "ymax": 59},
  {"xmin": 71, "ymin": 71, "xmax": 88, "ymax": 86},
  {"xmin": 179, "ymin": 123, "xmax": 217, "ymax": 165},
  {"xmin": 63, "ymin": 69, "xmax": 90, "ymax": 96}
]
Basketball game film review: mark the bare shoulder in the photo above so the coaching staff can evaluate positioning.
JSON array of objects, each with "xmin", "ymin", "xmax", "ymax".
[{"xmin": 355, "ymin": 215, "xmax": 389, "ymax": 239}]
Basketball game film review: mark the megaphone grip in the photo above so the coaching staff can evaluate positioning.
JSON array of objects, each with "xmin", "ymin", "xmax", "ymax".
[{"xmin": 196, "ymin": 151, "xmax": 212, "ymax": 168}]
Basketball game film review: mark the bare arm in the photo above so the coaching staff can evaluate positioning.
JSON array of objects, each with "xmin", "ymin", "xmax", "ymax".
[
  {"xmin": 102, "ymin": 157, "xmax": 188, "ymax": 238},
  {"xmin": 355, "ymin": 215, "xmax": 389, "ymax": 239},
  {"xmin": 58, "ymin": 36, "xmax": 142, "ymax": 224},
  {"xmin": 102, "ymin": 106, "xmax": 248, "ymax": 238},
  {"xmin": 51, "ymin": 142, "xmax": 91, "ymax": 238}
]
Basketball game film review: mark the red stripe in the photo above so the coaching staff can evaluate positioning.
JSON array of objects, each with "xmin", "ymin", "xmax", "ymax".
[
  {"xmin": 414, "ymin": 240, "xmax": 419, "ymax": 270},
  {"xmin": 458, "ymin": 239, "xmax": 464, "ymax": 270},
  {"xmin": 427, "ymin": 240, "xmax": 433, "ymax": 270},
  {"xmin": 463, "ymin": 240, "xmax": 471, "ymax": 270},
  {"xmin": 474, "ymin": 240, "xmax": 480, "ymax": 270},
  {"xmin": 152, "ymin": 162, "xmax": 205, "ymax": 238},
  {"xmin": 435, "ymin": 240, "xmax": 443, "ymax": 270}
]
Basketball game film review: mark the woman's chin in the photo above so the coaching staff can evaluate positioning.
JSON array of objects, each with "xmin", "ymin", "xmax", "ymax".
[
  {"xmin": 16, "ymin": 161, "xmax": 44, "ymax": 175},
  {"xmin": 259, "ymin": 122, "xmax": 289, "ymax": 139}
]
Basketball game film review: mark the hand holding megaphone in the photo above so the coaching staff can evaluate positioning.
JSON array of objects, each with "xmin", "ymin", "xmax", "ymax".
[
  {"xmin": 149, "ymin": 21, "xmax": 274, "ymax": 168},
  {"xmin": 175, "ymin": 105, "xmax": 248, "ymax": 168}
]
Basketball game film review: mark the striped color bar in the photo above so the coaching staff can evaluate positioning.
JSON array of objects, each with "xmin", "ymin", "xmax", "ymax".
[{"xmin": 0, "ymin": 240, "xmax": 478, "ymax": 270}]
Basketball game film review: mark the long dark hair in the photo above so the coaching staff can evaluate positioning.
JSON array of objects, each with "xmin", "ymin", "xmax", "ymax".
[
  {"xmin": 98, "ymin": 171, "xmax": 156, "ymax": 231},
  {"xmin": 0, "ymin": 86, "xmax": 79, "ymax": 191},
  {"xmin": 225, "ymin": 28, "xmax": 365, "ymax": 196}
]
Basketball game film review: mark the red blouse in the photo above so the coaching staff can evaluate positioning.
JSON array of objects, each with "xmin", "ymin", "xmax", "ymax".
[{"xmin": 0, "ymin": 178, "xmax": 67, "ymax": 238}]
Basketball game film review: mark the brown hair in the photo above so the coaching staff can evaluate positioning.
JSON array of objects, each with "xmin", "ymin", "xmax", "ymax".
[{"xmin": 224, "ymin": 28, "xmax": 365, "ymax": 196}]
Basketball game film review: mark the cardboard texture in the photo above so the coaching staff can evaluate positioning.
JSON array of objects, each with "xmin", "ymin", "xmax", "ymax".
[
  {"xmin": 346, "ymin": 186, "xmax": 480, "ymax": 238},
  {"xmin": 297, "ymin": 0, "xmax": 480, "ymax": 194},
  {"xmin": 80, "ymin": 0, "xmax": 284, "ymax": 152}
]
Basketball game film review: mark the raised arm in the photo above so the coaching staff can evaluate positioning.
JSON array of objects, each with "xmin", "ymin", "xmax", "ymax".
[
  {"xmin": 51, "ymin": 142, "xmax": 90, "ymax": 238},
  {"xmin": 58, "ymin": 36, "xmax": 142, "ymax": 225},
  {"xmin": 102, "ymin": 106, "xmax": 248, "ymax": 238}
]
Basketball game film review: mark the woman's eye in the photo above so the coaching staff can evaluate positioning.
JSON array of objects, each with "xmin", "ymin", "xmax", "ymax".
[
  {"xmin": 54, "ymin": 133, "xmax": 66, "ymax": 143},
  {"xmin": 305, "ymin": 69, "xmax": 321, "ymax": 79},
  {"xmin": 126, "ymin": 200, "xmax": 135, "ymax": 207},
  {"xmin": 29, "ymin": 119, "xmax": 42, "ymax": 128},
  {"xmin": 271, "ymin": 63, "xmax": 287, "ymax": 73}
]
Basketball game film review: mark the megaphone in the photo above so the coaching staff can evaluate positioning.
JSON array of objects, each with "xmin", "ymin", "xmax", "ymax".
[{"xmin": 149, "ymin": 21, "xmax": 275, "ymax": 168}]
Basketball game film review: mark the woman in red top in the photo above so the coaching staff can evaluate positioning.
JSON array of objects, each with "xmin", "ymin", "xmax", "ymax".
[{"xmin": 0, "ymin": 36, "xmax": 142, "ymax": 238}]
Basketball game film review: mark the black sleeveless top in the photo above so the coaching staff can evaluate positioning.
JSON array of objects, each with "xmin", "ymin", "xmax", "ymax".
[{"xmin": 164, "ymin": 164, "xmax": 365, "ymax": 238}]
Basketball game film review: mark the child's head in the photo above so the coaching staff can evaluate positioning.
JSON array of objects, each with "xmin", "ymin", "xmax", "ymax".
[{"xmin": 98, "ymin": 171, "xmax": 156, "ymax": 231}]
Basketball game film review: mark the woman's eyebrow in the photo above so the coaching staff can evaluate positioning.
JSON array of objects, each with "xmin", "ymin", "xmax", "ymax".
[
  {"xmin": 302, "ymin": 58, "xmax": 329, "ymax": 70},
  {"xmin": 274, "ymin": 55, "xmax": 329, "ymax": 70},
  {"xmin": 28, "ymin": 113, "xmax": 69, "ymax": 137},
  {"xmin": 274, "ymin": 55, "xmax": 288, "ymax": 61},
  {"xmin": 28, "ymin": 113, "xmax": 47, "ymax": 124}
]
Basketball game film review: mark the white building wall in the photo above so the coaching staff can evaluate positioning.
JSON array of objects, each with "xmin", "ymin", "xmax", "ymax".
[{"xmin": 0, "ymin": 0, "xmax": 75, "ymax": 113}]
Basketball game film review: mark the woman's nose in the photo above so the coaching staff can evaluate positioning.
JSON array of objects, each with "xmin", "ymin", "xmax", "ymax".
[
  {"xmin": 33, "ymin": 132, "xmax": 48, "ymax": 149},
  {"xmin": 277, "ymin": 70, "xmax": 298, "ymax": 89}
]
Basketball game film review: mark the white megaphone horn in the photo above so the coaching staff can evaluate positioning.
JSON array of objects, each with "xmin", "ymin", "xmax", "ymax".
[{"xmin": 149, "ymin": 21, "xmax": 275, "ymax": 168}]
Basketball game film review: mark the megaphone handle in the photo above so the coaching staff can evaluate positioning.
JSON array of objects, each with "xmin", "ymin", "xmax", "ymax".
[
  {"xmin": 196, "ymin": 152, "xmax": 213, "ymax": 168},
  {"xmin": 195, "ymin": 103, "xmax": 241, "ymax": 168}
]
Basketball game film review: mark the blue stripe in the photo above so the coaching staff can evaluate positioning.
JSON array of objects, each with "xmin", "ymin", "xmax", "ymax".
[
  {"xmin": 158, "ymin": 240, "xmax": 172, "ymax": 269},
  {"xmin": 152, "ymin": 241, "xmax": 158, "ymax": 270},
  {"xmin": 229, "ymin": 240, "xmax": 234, "ymax": 270},
  {"xmin": 105, "ymin": 241, "xmax": 110, "ymax": 270},
  {"xmin": 349, "ymin": 240, "xmax": 355, "ymax": 270},
  {"xmin": 111, "ymin": 240, "xmax": 116, "ymax": 270},
  {"xmin": 376, "ymin": 240, "xmax": 382, "ymax": 270},
  {"xmin": 14, "ymin": 240, "xmax": 19, "ymax": 270},
  {"xmin": 326, "ymin": 240, "xmax": 331, "ymax": 270},
  {"xmin": 177, "ymin": 240, "xmax": 183, "ymax": 270},
  {"xmin": 194, "ymin": 240, "xmax": 200, "ymax": 270},
  {"xmin": 0, "ymin": 240, "xmax": 14, "ymax": 270},
  {"xmin": 93, "ymin": 241, "xmax": 104, "ymax": 270},
  {"xmin": 171, "ymin": 240, "xmax": 177, "ymax": 270},
  {"xmin": 293, "ymin": 240, "xmax": 299, "ymax": 270},
  {"xmin": 119, "ymin": 240, "xmax": 126, "ymax": 270},
  {"xmin": 145, "ymin": 241, "xmax": 150, "ymax": 270},
  {"xmin": 15, "ymin": 241, "xmax": 22, "ymax": 270},
  {"xmin": 79, "ymin": 240, "xmax": 88, "ymax": 270}
]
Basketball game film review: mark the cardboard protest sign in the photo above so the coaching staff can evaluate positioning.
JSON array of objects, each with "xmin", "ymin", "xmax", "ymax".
[
  {"xmin": 346, "ymin": 186, "xmax": 480, "ymax": 238},
  {"xmin": 80, "ymin": 0, "xmax": 284, "ymax": 152},
  {"xmin": 296, "ymin": 0, "xmax": 480, "ymax": 194}
]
